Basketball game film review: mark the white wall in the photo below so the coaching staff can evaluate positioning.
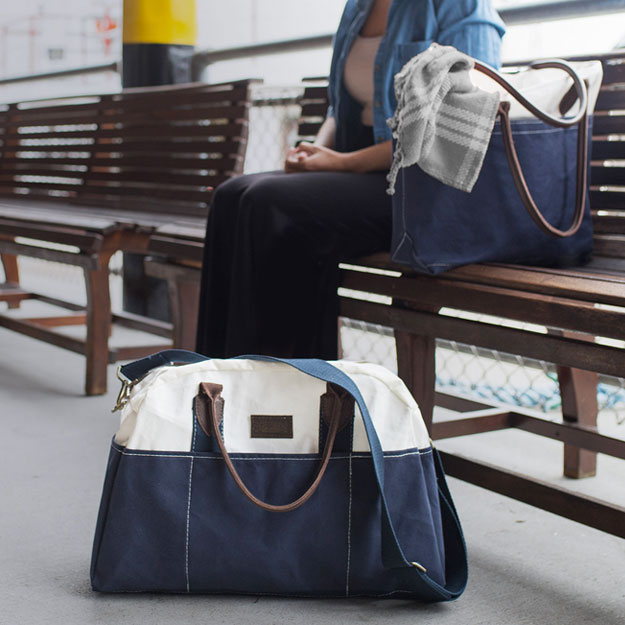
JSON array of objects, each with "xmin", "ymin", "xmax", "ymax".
[
  {"xmin": 198, "ymin": 0, "xmax": 625, "ymax": 83},
  {"xmin": 0, "ymin": 0, "xmax": 624, "ymax": 102},
  {"xmin": 196, "ymin": 0, "xmax": 343, "ymax": 85},
  {"xmin": 0, "ymin": 0, "xmax": 121, "ymax": 102}
]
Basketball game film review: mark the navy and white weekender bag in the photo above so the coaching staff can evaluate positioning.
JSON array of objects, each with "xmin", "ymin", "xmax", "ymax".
[
  {"xmin": 91, "ymin": 350, "xmax": 467, "ymax": 602},
  {"xmin": 391, "ymin": 59, "xmax": 603, "ymax": 274}
]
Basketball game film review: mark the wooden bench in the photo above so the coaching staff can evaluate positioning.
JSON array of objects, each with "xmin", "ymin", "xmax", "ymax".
[{"xmin": 0, "ymin": 79, "xmax": 253, "ymax": 394}]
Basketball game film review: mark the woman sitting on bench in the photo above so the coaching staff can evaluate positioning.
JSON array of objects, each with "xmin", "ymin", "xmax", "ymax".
[{"xmin": 196, "ymin": 0, "xmax": 505, "ymax": 359}]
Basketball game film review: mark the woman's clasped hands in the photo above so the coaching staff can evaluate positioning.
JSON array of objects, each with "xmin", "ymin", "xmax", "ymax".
[{"xmin": 284, "ymin": 142, "xmax": 349, "ymax": 173}]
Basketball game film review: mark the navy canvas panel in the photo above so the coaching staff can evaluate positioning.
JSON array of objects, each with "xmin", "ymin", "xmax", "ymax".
[
  {"xmin": 91, "ymin": 444, "xmax": 446, "ymax": 596},
  {"xmin": 391, "ymin": 118, "xmax": 594, "ymax": 274},
  {"xmin": 90, "ymin": 350, "xmax": 468, "ymax": 601}
]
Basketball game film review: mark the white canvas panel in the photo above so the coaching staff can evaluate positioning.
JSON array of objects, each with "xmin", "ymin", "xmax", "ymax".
[
  {"xmin": 332, "ymin": 361, "xmax": 429, "ymax": 452},
  {"xmin": 115, "ymin": 359, "xmax": 430, "ymax": 454},
  {"xmin": 470, "ymin": 60, "xmax": 603, "ymax": 119}
]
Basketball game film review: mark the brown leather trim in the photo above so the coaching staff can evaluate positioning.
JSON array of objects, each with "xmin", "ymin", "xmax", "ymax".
[
  {"xmin": 250, "ymin": 415, "xmax": 293, "ymax": 439},
  {"xmin": 195, "ymin": 382, "xmax": 224, "ymax": 438},
  {"xmin": 320, "ymin": 382, "xmax": 355, "ymax": 432}
]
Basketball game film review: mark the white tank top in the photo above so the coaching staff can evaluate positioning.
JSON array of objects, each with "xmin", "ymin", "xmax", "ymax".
[{"xmin": 343, "ymin": 35, "xmax": 383, "ymax": 127}]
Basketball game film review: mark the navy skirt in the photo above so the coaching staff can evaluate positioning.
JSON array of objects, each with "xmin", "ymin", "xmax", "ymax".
[{"xmin": 195, "ymin": 167, "xmax": 392, "ymax": 359}]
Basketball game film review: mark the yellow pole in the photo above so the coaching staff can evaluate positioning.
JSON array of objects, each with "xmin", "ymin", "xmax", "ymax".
[
  {"xmin": 120, "ymin": 0, "xmax": 197, "ymax": 320},
  {"xmin": 123, "ymin": 0, "xmax": 197, "ymax": 46}
]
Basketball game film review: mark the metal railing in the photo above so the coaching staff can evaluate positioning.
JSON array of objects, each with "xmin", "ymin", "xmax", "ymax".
[
  {"xmin": 501, "ymin": 0, "xmax": 625, "ymax": 24},
  {"xmin": 0, "ymin": 61, "xmax": 119, "ymax": 87},
  {"xmin": 2, "ymin": 0, "xmax": 624, "ymax": 87},
  {"xmin": 191, "ymin": 0, "xmax": 625, "ymax": 79}
]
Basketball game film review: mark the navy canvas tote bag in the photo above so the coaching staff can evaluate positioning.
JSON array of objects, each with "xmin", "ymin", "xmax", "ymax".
[
  {"xmin": 391, "ymin": 60, "xmax": 597, "ymax": 275},
  {"xmin": 91, "ymin": 350, "xmax": 467, "ymax": 602}
]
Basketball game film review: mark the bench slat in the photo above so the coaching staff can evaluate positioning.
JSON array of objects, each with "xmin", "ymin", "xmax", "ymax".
[
  {"xmin": 0, "ymin": 156, "xmax": 234, "ymax": 170},
  {"xmin": 5, "ymin": 104, "xmax": 250, "ymax": 129},
  {"xmin": 347, "ymin": 252, "xmax": 625, "ymax": 306},
  {"xmin": 341, "ymin": 267, "xmax": 625, "ymax": 341},
  {"xmin": 591, "ymin": 113, "xmax": 625, "ymax": 135},
  {"xmin": 340, "ymin": 297, "xmax": 625, "ymax": 378},
  {"xmin": 153, "ymin": 223, "xmax": 206, "ymax": 239},
  {"xmin": 598, "ymin": 60, "xmax": 625, "ymax": 84},
  {"xmin": 0, "ymin": 166, "xmax": 236, "ymax": 187},
  {"xmin": 9, "ymin": 85, "xmax": 251, "ymax": 119},
  {"xmin": 1, "ymin": 139, "xmax": 245, "ymax": 154},
  {"xmin": 79, "ymin": 183, "xmax": 219, "ymax": 204},
  {"xmin": 590, "ymin": 189, "xmax": 625, "ymax": 209},
  {"xmin": 591, "ymin": 213, "xmax": 625, "ymax": 233},
  {"xmin": 299, "ymin": 102, "xmax": 328, "ymax": 117},
  {"xmin": 148, "ymin": 235, "xmax": 205, "ymax": 263},
  {"xmin": 0, "ymin": 216, "xmax": 106, "ymax": 247},
  {"xmin": 595, "ymin": 84, "xmax": 625, "ymax": 111},
  {"xmin": 591, "ymin": 136, "xmax": 625, "ymax": 160},
  {"xmin": 299, "ymin": 86, "xmax": 329, "ymax": 100},
  {"xmin": 95, "ymin": 139, "xmax": 244, "ymax": 154},
  {"xmin": 297, "ymin": 122, "xmax": 322, "ymax": 136},
  {"xmin": 4, "ymin": 124, "xmax": 248, "ymax": 141},
  {"xmin": 592, "ymin": 234, "xmax": 625, "ymax": 258},
  {"xmin": 589, "ymin": 165, "xmax": 625, "ymax": 186}
]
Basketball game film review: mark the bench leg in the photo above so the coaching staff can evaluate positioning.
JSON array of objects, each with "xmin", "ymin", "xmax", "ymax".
[
  {"xmin": 1, "ymin": 253, "xmax": 21, "ymax": 309},
  {"xmin": 84, "ymin": 256, "xmax": 112, "ymax": 396},
  {"xmin": 395, "ymin": 330, "xmax": 437, "ymax": 434},
  {"xmin": 168, "ymin": 276, "xmax": 200, "ymax": 350},
  {"xmin": 557, "ymin": 364, "xmax": 598, "ymax": 479}
]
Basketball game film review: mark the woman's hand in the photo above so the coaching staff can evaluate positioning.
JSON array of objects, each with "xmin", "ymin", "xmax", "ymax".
[
  {"xmin": 284, "ymin": 139, "xmax": 393, "ymax": 174},
  {"xmin": 285, "ymin": 142, "xmax": 348, "ymax": 173}
]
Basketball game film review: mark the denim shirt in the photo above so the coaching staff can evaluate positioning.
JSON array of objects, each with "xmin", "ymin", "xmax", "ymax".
[{"xmin": 328, "ymin": 0, "xmax": 506, "ymax": 152}]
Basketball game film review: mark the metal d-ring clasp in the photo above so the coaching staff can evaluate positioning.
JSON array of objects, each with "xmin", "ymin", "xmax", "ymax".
[
  {"xmin": 112, "ymin": 367, "xmax": 136, "ymax": 413},
  {"xmin": 411, "ymin": 561, "xmax": 427, "ymax": 573}
]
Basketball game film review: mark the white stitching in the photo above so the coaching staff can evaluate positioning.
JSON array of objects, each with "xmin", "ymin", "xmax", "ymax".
[
  {"xmin": 99, "ymin": 587, "xmax": 417, "ymax": 598},
  {"xmin": 492, "ymin": 128, "xmax": 565, "ymax": 136},
  {"xmin": 106, "ymin": 444, "xmax": 429, "ymax": 598},
  {"xmin": 191, "ymin": 398, "xmax": 198, "ymax": 452},
  {"xmin": 114, "ymin": 450, "xmax": 430, "ymax": 460},
  {"xmin": 345, "ymin": 432, "xmax": 354, "ymax": 596},
  {"xmin": 113, "ymin": 447, "xmax": 431, "ymax": 460},
  {"xmin": 192, "ymin": 420, "xmax": 198, "ymax": 452},
  {"xmin": 185, "ymin": 457, "xmax": 194, "ymax": 592}
]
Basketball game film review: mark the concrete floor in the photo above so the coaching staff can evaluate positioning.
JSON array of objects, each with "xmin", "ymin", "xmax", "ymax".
[{"xmin": 2, "ymin": 326, "xmax": 625, "ymax": 625}]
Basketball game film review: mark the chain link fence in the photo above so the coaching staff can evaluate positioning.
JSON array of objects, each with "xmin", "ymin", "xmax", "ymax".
[
  {"xmin": 245, "ymin": 85, "xmax": 303, "ymax": 174},
  {"xmin": 3, "ymin": 83, "xmax": 625, "ymax": 424},
  {"xmin": 339, "ymin": 317, "xmax": 625, "ymax": 423}
]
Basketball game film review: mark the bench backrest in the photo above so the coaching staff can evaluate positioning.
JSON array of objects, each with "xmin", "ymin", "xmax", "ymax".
[
  {"xmin": 0, "ymin": 80, "xmax": 253, "ymax": 218},
  {"xmin": 296, "ymin": 53, "xmax": 625, "ymax": 258}
]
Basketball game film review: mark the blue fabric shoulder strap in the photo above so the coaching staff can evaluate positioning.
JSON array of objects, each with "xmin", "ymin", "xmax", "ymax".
[{"xmin": 119, "ymin": 350, "xmax": 468, "ymax": 602}]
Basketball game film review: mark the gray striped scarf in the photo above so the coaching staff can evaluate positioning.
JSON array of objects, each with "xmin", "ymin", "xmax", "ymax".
[{"xmin": 386, "ymin": 43, "xmax": 500, "ymax": 195}]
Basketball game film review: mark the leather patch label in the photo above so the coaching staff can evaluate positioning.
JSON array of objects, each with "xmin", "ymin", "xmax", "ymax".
[{"xmin": 250, "ymin": 415, "xmax": 293, "ymax": 439}]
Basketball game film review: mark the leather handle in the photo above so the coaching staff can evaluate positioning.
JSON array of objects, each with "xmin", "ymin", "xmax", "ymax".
[
  {"xmin": 197, "ymin": 382, "xmax": 346, "ymax": 513},
  {"xmin": 474, "ymin": 59, "xmax": 588, "ymax": 127},
  {"xmin": 474, "ymin": 60, "xmax": 589, "ymax": 238}
]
